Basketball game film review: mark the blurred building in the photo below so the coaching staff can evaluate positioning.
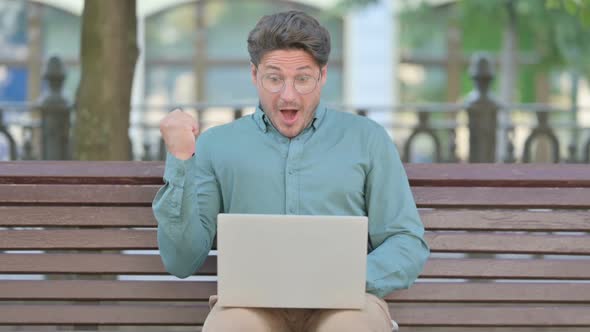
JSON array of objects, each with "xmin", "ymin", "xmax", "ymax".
[{"xmin": 0, "ymin": 0, "xmax": 402, "ymax": 108}]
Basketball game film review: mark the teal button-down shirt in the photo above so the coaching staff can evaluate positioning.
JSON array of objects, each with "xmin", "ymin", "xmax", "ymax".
[{"xmin": 153, "ymin": 102, "xmax": 429, "ymax": 298}]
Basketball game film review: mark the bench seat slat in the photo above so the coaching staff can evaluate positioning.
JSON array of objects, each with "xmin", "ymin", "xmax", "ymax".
[
  {"xmin": 1, "ymin": 255, "xmax": 589, "ymax": 279},
  {"xmin": 0, "ymin": 304, "xmax": 209, "ymax": 325},
  {"xmin": 0, "ymin": 304, "xmax": 588, "ymax": 327},
  {"xmin": 0, "ymin": 280, "xmax": 588, "ymax": 303},
  {"xmin": 390, "ymin": 305, "xmax": 590, "ymax": 327},
  {"xmin": 2, "ymin": 230, "xmax": 589, "ymax": 255}
]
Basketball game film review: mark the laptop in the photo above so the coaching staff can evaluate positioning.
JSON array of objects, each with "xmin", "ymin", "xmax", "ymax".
[{"xmin": 216, "ymin": 213, "xmax": 368, "ymax": 309}]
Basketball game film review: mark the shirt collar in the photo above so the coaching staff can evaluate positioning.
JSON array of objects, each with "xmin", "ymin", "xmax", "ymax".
[
  {"xmin": 312, "ymin": 102, "xmax": 327, "ymax": 130},
  {"xmin": 253, "ymin": 101, "xmax": 327, "ymax": 133},
  {"xmin": 253, "ymin": 104, "xmax": 268, "ymax": 132}
]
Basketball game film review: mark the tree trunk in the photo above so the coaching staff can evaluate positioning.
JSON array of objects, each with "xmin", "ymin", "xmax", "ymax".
[{"xmin": 74, "ymin": 0, "xmax": 138, "ymax": 160}]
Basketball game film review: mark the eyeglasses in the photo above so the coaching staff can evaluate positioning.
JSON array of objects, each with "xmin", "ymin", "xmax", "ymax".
[{"xmin": 259, "ymin": 72, "xmax": 321, "ymax": 95}]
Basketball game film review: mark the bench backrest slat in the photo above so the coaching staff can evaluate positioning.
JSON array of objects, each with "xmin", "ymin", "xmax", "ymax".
[
  {"xmin": 421, "ymin": 209, "xmax": 590, "ymax": 231},
  {"xmin": 0, "ymin": 206, "xmax": 155, "ymax": 227},
  {"xmin": 0, "ymin": 184, "xmax": 159, "ymax": 204},
  {"xmin": 407, "ymin": 163, "xmax": 590, "ymax": 187},
  {"xmin": 1, "ymin": 206, "xmax": 588, "ymax": 231},
  {"xmin": 414, "ymin": 187, "xmax": 590, "ymax": 208},
  {"xmin": 1, "ymin": 229, "xmax": 588, "ymax": 255}
]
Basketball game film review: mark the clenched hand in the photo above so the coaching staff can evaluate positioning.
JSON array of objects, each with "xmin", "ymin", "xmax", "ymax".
[{"xmin": 159, "ymin": 109, "xmax": 200, "ymax": 160}]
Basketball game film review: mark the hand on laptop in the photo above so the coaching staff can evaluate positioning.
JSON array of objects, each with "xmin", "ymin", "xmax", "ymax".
[{"xmin": 160, "ymin": 108, "xmax": 200, "ymax": 160}]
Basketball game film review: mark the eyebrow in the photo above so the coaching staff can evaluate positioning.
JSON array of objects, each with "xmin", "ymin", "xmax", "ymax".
[{"xmin": 264, "ymin": 65, "xmax": 314, "ymax": 72}]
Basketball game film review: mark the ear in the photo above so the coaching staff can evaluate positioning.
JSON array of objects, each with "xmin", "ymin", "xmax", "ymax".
[
  {"xmin": 250, "ymin": 63, "xmax": 258, "ymax": 86},
  {"xmin": 319, "ymin": 65, "xmax": 328, "ymax": 87}
]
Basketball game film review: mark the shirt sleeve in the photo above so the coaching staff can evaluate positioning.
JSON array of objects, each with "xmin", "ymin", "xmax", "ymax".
[
  {"xmin": 152, "ymin": 134, "xmax": 221, "ymax": 278},
  {"xmin": 364, "ymin": 126, "xmax": 430, "ymax": 298}
]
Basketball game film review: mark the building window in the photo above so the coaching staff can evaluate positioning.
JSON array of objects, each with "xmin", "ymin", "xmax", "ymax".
[{"xmin": 144, "ymin": 0, "xmax": 344, "ymax": 106}]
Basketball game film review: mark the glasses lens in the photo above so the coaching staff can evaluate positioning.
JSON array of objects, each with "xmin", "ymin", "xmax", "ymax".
[
  {"xmin": 262, "ymin": 75, "xmax": 283, "ymax": 93},
  {"xmin": 294, "ymin": 76, "xmax": 317, "ymax": 94},
  {"xmin": 260, "ymin": 73, "xmax": 319, "ymax": 94}
]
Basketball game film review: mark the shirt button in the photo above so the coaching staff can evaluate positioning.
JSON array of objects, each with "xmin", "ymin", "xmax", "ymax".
[{"xmin": 288, "ymin": 169, "xmax": 294, "ymax": 175}]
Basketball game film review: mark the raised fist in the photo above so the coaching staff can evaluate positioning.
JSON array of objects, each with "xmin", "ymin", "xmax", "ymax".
[{"xmin": 159, "ymin": 109, "xmax": 200, "ymax": 160}]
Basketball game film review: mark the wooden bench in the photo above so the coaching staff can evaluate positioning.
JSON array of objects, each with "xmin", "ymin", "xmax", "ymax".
[{"xmin": 0, "ymin": 161, "xmax": 589, "ymax": 331}]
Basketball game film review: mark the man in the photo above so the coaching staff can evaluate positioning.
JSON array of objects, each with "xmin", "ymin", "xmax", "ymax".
[{"xmin": 153, "ymin": 10, "xmax": 429, "ymax": 332}]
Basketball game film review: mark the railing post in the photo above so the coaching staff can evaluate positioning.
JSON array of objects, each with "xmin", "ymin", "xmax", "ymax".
[
  {"xmin": 38, "ymin": 56, "xmax": 70, "ymax": 160},
  {"xmin": 567, "ymin": 143, "xmax": 578, "ymax": 163},
  {"xmin": 402, "ymin": 111, "xmax": 441, "ymax": 163},
  {"xmin": 522, "ymin": 111, "xmax": 560, "ymax": 163},
  {"xmin": 465, "ymin": 54, "xmax": 499, "ymax": 163},
  {"xmin": 21, "ymin": 126, "xmax": 36, "ymax": 160},
  {"xmin": 0, "ymin": 109, "xmax": 17, "ymax": 160},
  {"xmin": 234, "ymin": 107, "xmax": 243, "ymax": 120},
  {"xmin": 504, "ymin": 128, "xmax": 516, "ymax": 163},
  {"xmin": 447, "ymin": 129, "xmax": 458, "ymax": 163},
  {"xmin": 584, "ymin": 138, "xmax": 590, "ymax": 163}
]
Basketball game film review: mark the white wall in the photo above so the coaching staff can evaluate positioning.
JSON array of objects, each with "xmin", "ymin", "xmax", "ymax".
[{"xmin": 344, "ymin": 0, "xmax": 397, "ymax": 122}]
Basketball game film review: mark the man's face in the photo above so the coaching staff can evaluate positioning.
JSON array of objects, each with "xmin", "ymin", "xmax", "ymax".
[{"xmin": 251, "ymin": 49, "xmax": 327, "ymax": 138}]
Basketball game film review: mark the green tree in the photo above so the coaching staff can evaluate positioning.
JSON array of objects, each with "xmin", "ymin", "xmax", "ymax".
[
  {"xmin": 400, "ymin": 0, "xmax": 590, "ymax": 89},
  {"xmin": 547, "ymin": 0, "xmax": 590, "ymax": 26},
  {"xmin": 73, "ymin": 0, "xmax": 138, "ymax": 160}
]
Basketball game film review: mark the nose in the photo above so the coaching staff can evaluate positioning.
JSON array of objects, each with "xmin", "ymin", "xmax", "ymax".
[{"xmin": 279, "ymin": 79, "xmax": 297, "ymax": 102}]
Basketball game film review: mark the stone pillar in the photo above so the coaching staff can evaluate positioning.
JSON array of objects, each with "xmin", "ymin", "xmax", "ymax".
[
  {"xmin": 465, "ymin": 54, "xmax": 500, "ymax": 163},
  {"xmin": 38, "ymin": 56, "xmax": 71, "ymax": 160}
]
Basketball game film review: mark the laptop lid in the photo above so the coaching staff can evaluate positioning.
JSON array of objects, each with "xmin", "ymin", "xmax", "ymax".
[{"xmin": 216, "ymin": 214, "xmax": 368, "ymax": 309}]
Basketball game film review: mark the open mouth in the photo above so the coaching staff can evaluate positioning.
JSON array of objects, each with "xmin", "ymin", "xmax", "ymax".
[{"xmin": 280, "ymin": 109, "xmax": 299, "ymax": 125}]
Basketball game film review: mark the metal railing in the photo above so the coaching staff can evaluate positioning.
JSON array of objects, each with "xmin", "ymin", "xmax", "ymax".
[{"xmin": 0, "ymin": 55, "xmax": 589, "ymax": 163}]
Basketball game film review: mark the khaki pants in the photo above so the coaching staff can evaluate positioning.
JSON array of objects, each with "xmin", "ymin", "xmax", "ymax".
[{"xmin": 202, "ymin": 293, "xmax": 394, "ymax": 332}]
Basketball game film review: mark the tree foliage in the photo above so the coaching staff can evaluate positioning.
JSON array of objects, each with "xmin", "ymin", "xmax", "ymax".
[
  {"xmin": 546, "ymin": 0, "xmax": 590, "ymax": 26},
  {"xmin": 399, "ymin": 0, "xmax": 590, "ymax": 83}
]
